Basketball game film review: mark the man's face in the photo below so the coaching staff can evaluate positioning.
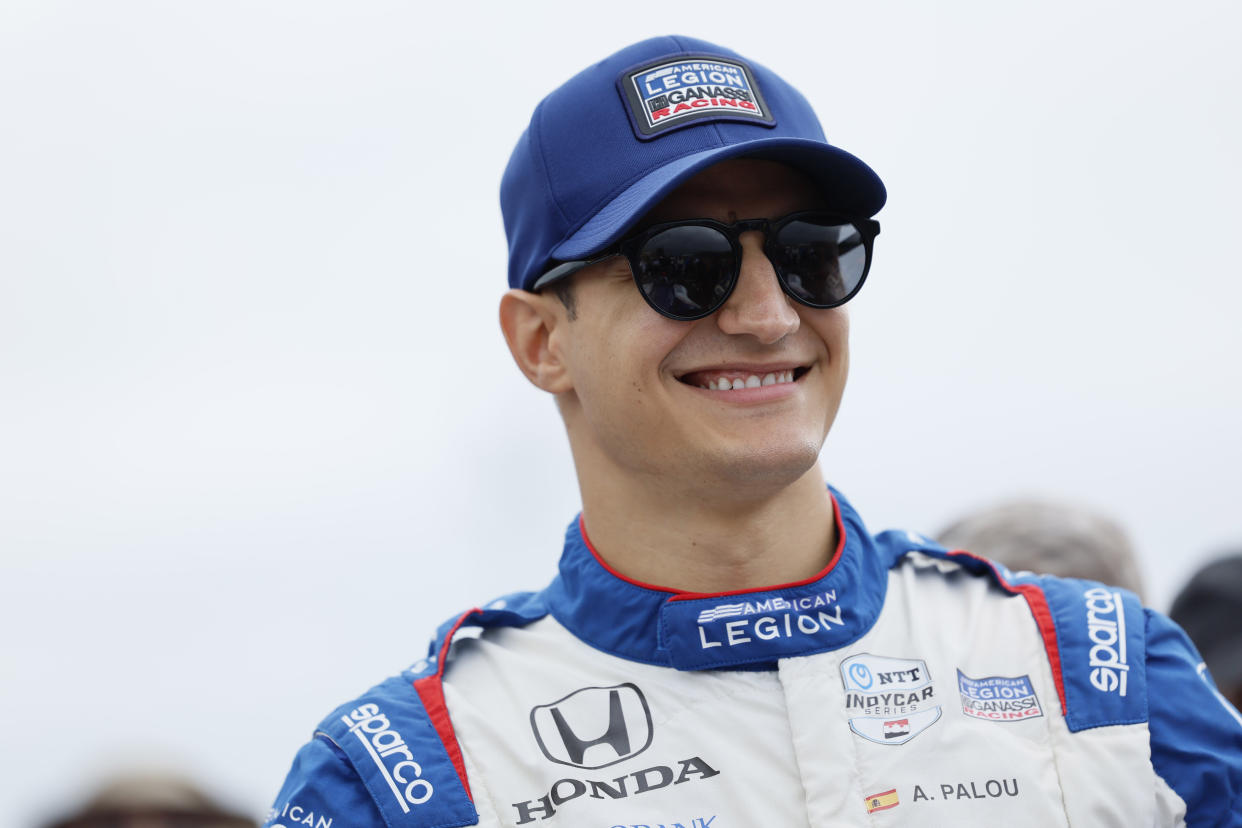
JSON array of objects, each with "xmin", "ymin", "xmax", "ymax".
[{"xmin": 550, "ymin": 158, "xmax": 851, "ymax": 497}]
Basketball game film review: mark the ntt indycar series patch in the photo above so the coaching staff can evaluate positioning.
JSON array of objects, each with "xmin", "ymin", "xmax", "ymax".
[
  {"xmin": 618, "ymin": 54, "xmax": 775, "ymax": 139},
  {"xmin": 840, "ymin": 653, "xmax": 942, "ymax": 745}
]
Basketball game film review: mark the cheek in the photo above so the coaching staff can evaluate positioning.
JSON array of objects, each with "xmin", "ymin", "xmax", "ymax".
[
  {"xmin": 808, "ymin": 307, "xmax": 850, "ymax": 360},
  {"xmin": 562, "ymin": 303, "xmax": 686, "ymax": 401},
  {"xmin": 589, "ymin": 303, "xmax": 690, "ymax": 378},
  {"xmin": 834, "ymin": 312, "xmax": 850, "ymax": 363}
]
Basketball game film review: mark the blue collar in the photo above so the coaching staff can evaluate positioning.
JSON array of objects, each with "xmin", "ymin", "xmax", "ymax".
[{"xmin": 541, "ymin": 488, "xmax": 890, "ymax": 670}]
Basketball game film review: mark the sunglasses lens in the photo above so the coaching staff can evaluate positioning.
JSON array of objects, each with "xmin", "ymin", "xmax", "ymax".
[
  {"xmin": 772, "ymin": 217, "xmax": 868, "ymax": 307},
  {"xmin": 634, "ymin": 225, "xmax": 735, "ymax": 319}
]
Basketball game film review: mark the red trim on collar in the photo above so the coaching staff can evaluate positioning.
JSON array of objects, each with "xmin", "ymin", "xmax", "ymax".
[
  {"xmin": 577, "ymin": 492, "xmax": 848, "ymax": 601},
  {"xmin": 578, "ymin": 515, "xmax": 679, "ymax": 594},
  {"xmin": 411, "ymin": 608, "xmax": 480, "ymax": 800}
]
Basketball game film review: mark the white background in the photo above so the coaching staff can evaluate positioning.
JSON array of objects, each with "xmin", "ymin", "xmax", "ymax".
[{"xmin": 2, "ymin": 0, "xmax": 1239, "ymax": 823}]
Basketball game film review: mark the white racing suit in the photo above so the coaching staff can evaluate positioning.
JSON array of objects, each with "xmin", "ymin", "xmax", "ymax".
[{"xmin": 266, "ymin": 489, "xmax": 1242, "ymax": 826}]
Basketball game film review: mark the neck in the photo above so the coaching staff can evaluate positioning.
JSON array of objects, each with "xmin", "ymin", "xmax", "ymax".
[{"xmin": 575, "ymin": 463, "xmax": 838, "ymax": 593}]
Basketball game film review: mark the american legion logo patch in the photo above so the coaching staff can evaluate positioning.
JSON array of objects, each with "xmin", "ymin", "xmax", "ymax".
[
  {"xmin": 956, "ymin": 670, "xmax": 1044, "ymax": 722},
  {"xmin": 618, "ymin": 54, "xmax": 775, "ymax": 139}
]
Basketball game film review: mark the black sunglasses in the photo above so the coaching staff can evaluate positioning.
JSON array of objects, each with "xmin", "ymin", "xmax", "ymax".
[{"xmin": 532, "ymin": 211, "xmax": 880, "ymax": 321}]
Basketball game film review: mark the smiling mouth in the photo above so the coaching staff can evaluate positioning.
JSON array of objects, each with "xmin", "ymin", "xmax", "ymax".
[{"xmin": 677, "ymin": 366, "xmax": 811, "ymax": 391}]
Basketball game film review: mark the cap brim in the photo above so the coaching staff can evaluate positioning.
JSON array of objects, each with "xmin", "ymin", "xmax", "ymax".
[{"xmin": 550, "ymin": 137, "xmax": 886, "ymax": 261}]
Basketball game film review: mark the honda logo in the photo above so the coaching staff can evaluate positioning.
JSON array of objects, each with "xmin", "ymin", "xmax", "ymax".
[{"xmin": 529, "ymin": 683, "xmax": 654, "ymax": 769}]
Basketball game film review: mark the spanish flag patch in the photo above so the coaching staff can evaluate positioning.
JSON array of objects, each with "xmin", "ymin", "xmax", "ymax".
[{"xmin": 864, "ymin": 788, "xmax": 899, "ymax": 814}]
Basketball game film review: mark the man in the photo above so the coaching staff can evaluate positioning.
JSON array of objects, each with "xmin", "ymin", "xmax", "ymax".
[{"xmin": 266, "ymin": 36, "xmax": 1242, "ymax": 826}]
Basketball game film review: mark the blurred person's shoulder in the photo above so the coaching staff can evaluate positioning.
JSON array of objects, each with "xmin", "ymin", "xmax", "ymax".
[{"xmin": 1170, "ymin": 552, "xmax": 1242, "ymax": 712}]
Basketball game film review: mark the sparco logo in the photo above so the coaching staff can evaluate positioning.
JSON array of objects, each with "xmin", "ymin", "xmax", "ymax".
[
  {"xmin": 530, "ymin": 684, "xmax": 653, "ymax": 769},
  {"xmin": 340, "ymin": 703, "xmax": 433, "ymax": 811},
  {"xmin": 1084, "ymin": 587, "xmax": 1129, "ymax": 696}
]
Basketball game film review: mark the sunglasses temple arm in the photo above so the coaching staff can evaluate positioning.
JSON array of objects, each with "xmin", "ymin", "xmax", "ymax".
[{"xmin": 531, "ymin": 258, "xmax": 594, "ymax": 291}]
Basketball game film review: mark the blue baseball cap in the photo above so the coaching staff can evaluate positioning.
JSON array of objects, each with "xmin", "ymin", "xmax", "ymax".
[{"xmin": 501, "ymin": 35, "xmax": 886, "ymax": 291}]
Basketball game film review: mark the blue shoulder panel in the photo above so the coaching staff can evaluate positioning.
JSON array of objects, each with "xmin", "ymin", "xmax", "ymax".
[
  {"xmin": 265, "ymin": 737, "xmax": 387, "ymax": 828},
  {"xmin": 872, "ymin": 529, "xmax": 945, "ymax": 567},
  {"xmin": 417, "ymin": 590, "xmax": 549, "ymax": 679},
  {"xmin": 1020, "ymin": 574, "xmax": 1148, "ymax": 732},
  {"xmin": 1145, "ymin": 609, "xmax": 1242, "ymax": 827},
  {"xmin": 315, "ymin": 674, "xmax": 478, "ymax": 828},
  {"xmin": 267, "ymin": 590, "xmax": 550, "ymax": 828}
]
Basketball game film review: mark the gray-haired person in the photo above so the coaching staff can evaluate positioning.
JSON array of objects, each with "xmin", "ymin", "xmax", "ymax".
[{"xmin": 937, "ymin": 498, "xmax": 1146, "ymax": 599}]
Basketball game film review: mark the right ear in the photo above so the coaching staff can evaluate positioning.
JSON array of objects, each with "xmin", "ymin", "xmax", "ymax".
[{"xmin": 499, "ymin": 289, "xmax": 574, "ymax": 394}]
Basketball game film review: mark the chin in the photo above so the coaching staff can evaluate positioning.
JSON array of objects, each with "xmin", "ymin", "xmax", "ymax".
[{"xmin": 699, "ymin": 436, "xmax": 824, "ymax": 493}]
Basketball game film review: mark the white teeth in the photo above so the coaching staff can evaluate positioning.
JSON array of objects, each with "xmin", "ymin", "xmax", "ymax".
[{"xmin": 698, "ymin": 369, "xmax": 800, "ymax": 390}]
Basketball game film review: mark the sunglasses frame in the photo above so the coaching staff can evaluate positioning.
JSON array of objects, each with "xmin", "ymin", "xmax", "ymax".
[{"xmin": 532, "ymin": 211, "xmax": 881, "ymax": 321}]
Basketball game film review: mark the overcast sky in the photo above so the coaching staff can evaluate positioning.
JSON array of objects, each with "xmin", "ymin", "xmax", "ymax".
[{"xmin": 2, "ymin": 1, "xmax": 1240, "ymax": 824}]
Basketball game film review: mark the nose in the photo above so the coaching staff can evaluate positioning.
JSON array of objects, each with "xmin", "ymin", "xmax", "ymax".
[{"xmin": 713, "ymin": 231, "xmax": 800, "ymax": 343}]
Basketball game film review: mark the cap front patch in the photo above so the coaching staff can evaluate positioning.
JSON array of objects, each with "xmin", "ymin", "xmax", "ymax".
[{"xmin": 618, "ymin": 53, "xmax": 776, "ymax": 140}]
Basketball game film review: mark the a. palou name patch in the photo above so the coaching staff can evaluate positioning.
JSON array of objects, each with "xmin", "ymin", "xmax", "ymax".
[{"xmin": 618, "ymin": 54, "xmax": 775, "ymax": 139}]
